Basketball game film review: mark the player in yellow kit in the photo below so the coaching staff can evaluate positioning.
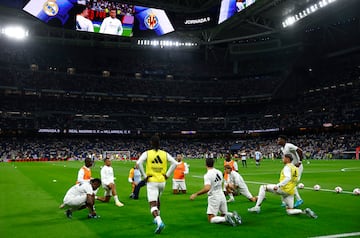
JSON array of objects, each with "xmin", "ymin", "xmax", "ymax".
[
  {"xmin": 248, "ymin": 154, "xmax": 317, "ymax": 218},
  {"xmin": 136, "ymin": 135, "xmax": 179, "ymax": 234}
]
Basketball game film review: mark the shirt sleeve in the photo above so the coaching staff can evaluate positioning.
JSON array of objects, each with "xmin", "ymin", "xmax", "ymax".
[
  {"xmin": 204, "ymin": 173, "xmax": 211, "ymax": 186},
  {"xmin": 233, "ymin": 161, "xmax": 238, "ymax": 171},
  {"xmin": 84, "ymin": 183, "xmax": 94, "ymax": 195},
  {"xmin": 136, "ymin": 152, "xmax": 147, "ymax": 177},
  {"xmin": 99, "ymin": 18, "xmax": 107, "ymax": 33},
  {"xmin": 118, "ymin": 20, "xmax": 123, "ymax": 35},
  {"xmin": 128, "ymin": 168, "xmax": 134, "ymax": 183},
  {"xmin": 77, "ymin": 167, "xmax": 84, "ymax": 183},
  {"xmin": 184, "ymin": 163, "xmax": 189, "ymax": 175},
  {"xmin": 165, "ymin": 153, "xmax": 180, "ymax": 178},
  {"xmin": 278, "ymin": 166, "xmax": 291, "ymax": 187},
  {"xmin": 233, "ymin": 172, "xmax": 241, "ymax": 186}
]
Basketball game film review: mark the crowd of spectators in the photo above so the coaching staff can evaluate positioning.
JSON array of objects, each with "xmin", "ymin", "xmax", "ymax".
[{"xmin": 1, "ymin": 131, "xmax": 359, "ymax": 162}]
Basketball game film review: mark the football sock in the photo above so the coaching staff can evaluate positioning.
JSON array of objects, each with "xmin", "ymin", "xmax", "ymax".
[{"xmin": 210, "ymin": 216, "xmax": 226, "ymax": 223}]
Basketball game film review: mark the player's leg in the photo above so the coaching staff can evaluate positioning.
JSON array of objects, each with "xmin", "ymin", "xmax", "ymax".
[
  {"xmin": 179, "ymin": 180, "xmax": 187, "ymax": 194},
  {"xmin": 172, "ymin": 179, "xmax": 179, "ymax": 194},
  {"xmin": 207, "ymin": 197, "xmax": 228, "ymax": 224},
  {"xmin": 133, "ymin": 179, "xmax": 146, "ymax": 199},
  {"xmin": 294, "ymin": 164, "xmax": 304, "ymax": 207},
  {"xmin": 238, "ymin": 178, "xmax": 256, "ymax": 202},
  {"xmin": 108, "ymin": 183, "xmax": 123, "ymax": 206},
  {"xmin": 148, "ymin": 182, "xmax": 165, "ymax": 233},
  {"xmin": 96, "ymin": 186, "xmax": 111, "ymax": 202},
  {"xmin": 248, "ymin": 184, "xmax": 277, "ymax": 213}
]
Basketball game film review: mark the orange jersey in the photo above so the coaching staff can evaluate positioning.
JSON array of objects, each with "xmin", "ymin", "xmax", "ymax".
[
  {"xmin": 174, "ymin": 161, "xmax": 186, "ymax": 180},
  {"xmin": 76, "ymin": 166, "xmax": 92, "ymax": 184},
  {"xmin": 224, "ymin": 160, "xmax": 236, "ymax": 180}
]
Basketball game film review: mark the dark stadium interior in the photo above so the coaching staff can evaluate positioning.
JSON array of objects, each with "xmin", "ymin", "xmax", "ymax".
[{"xmin": 0, "ymin": 0, "xmax": 359, "ymax": 160}]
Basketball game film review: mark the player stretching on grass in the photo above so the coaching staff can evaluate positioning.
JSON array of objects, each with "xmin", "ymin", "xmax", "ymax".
[
  {"xmin": 96, "ymin": 157, "xmax": 124, "ymax": 207},
  {"xmin": 190, "ymin": 158, "xmax": 242, "ymax": 226},
  {"xmin": 136, "ymin": 135, "xmax": 179, "ymax": 234},
  {"xmin": 248, "ymin": 154, "xmax": 317, "ymax": 218},
  {"xmin": 60, "ymin": 178, "xmax": 101, "ymax": 219},
  {"xmin": 277, "ymin": 135, "xmax": 304, "ymax": 207}
]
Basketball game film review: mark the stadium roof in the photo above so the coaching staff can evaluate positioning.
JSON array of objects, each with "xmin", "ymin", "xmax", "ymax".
[{"xmin": 0, "ymin": 0, "xmax": 359, "ymax": 49}]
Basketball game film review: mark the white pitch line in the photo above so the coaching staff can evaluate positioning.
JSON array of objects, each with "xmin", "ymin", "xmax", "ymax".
[
  {"xmin": 309, "ymin": 231, "xmax": 360, "ymax": 238},
  {"xmin": 191, "ymin": 176, "xmax": 355, "ymax": 194},
  {"xmin": 341, "ymin": 167, "xmax": 360, "ymax": 172}
]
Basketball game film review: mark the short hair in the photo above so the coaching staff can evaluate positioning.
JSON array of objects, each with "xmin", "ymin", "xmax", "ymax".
[
  {"xmin": 150, "ymin": 134, "xmax": 160, "ymax": 151},
  {"xmin": 85, "ymin": 157, "xmax": 92, "ymax": 164},
  {"xmin": 278, "ymin": 135, "xmax": 287, "ymax": 141},
  {"xmin": 206, "ymin": 158, "xmax": 214, "ymax": 167},
  {"xmin": 284, "ymin": 154, "xmax": 293, "ymax": 161},
  {"xmin": 91, "ymin": 178, "xmax": 101, "ymax": 185},
  {"xmin": 224, "ymin": 165, "xmax": 232, "ymax": 170}
]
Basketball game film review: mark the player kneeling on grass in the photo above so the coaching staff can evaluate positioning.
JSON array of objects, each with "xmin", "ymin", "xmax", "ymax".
[
  {"xmin": 190, "ymin": 158, "xmax": 242, "ymax": 226},
  {"xmin": 248, "ymin": 154, "xmax": 317, "ymax": 219},
  {"xmin": 96, "ymin": 158, "xmax": 124, "ymax": 207},
  {"xmin": 59, "ymin": 178, "xmax": 101, "ymax": 219}
]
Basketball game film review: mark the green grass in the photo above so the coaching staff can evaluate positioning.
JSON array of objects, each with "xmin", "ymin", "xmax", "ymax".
[{"xmin": 1, "ymin": 159, "xmax": 359, "ymax": 238}]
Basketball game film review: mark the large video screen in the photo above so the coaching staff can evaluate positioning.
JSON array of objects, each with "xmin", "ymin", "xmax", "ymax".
[
  {"xmin": 23, "ymin": 0, "xmax": 174, "ymax": 37},
  {"xmin": 134, "ymin": 6, "xmax": 174, "ymax": 36},
  {"xmin": 218, "ymin": 0, "xmax": 256, "ymax": 24}
]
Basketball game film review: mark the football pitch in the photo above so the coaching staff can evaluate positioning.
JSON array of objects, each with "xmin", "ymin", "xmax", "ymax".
[{"xmin": 1, "ymin": 159, "xmax": 359, "ymax": 238}]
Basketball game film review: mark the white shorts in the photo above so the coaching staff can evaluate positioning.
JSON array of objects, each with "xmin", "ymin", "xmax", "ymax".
[
  {"xmin": 146, "ymin": 182, "xmax": 165, "ymax": 202},
  {"xmin": 102, "ymin": 184, "xmax": 112, "ymax": 196},
  {"xmin": 63, "ymin": 194, "xmax": 87, "ymax": 207},
  {"xmin": 265, "ymin": 184, "xmax": 294, "ymax": 208},
  {"xmin": 172, "ymin": 179, "xmax": 186, "ymax": 190},
  {"xmin": 207, "ymin": 192, "xmax": 227, "ymax": 216}
]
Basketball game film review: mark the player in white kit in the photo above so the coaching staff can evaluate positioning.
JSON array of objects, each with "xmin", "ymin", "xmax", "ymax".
[{"xmin": 190, "ymin": 158, "xmax": 242, "ymax": 226}]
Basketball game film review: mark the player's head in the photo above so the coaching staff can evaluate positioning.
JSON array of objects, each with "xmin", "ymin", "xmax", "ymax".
[
  {"xmin": 103, "ymin": 157, "xmax": 111, "ymax": 166},
  {"xmin": 85, "ymin": 157, "xmax": 93, "ymax": 168},
  {"xmin": 150, "ymin": 134, "xmax": 160, "ymax": 151},
  {"xmin": 78, "ymin": 5, "xmax": 89, "ymax": 17},
  {"xmin": 224, "ymin": 165, "xmax": 232, "ymax": 173},
  {"xmin": 277, "ymin": 135, "xmax": 287, "ymax": 146},
  {"xmin": 109, "ymin": 8, "xmax": 117, "ymax": 18},
  {"xmin": 283, "ymin": 154, "xmax": 293, "ymax": 163},
  {"xmin": 90, "ymin": 178, "xmax": 101, "ymax": 190},
  {"xmin": 225, "ymin": 153, "xmax": 231, "ymax": 161},
  {"xmin": 206, "ymin": 158, "xmax": 215, "ymax": 168},
  {"xmin": 176, "ymin": 154, "xmax": 183, "ymax": 162}
]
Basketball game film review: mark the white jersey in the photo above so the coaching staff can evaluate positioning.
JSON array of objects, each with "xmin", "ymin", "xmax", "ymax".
[
  {"xmin": 99, "ymin": 17, "xmax": 123, "ymax": 35},
  {"xmin": 100, "ymin": 165, "xmax": 115, "ymax": 185},
  {"xmin": 204, "ymin": 168, "xmax": 224, "ymax": 197},
  {"xmin": 241, "ymin": 153, "xmax": 247, "ymax": 161},
  {"xmin": 228, "ymin": 170, "xmax": 245, "ymax": 186},
  {"xmin": 281, "ymin": 143, "xmax": 301, "ymax": 165},
  {"xmin": 65, "ymin": 183, "xmax": 94, "ymax": 198},
  {"xmin": 255, "ymin": 151, "xmax": 262, "ymax": 161},
  {"xmin": 227, "ymin": 170, "xmax": 253, "ymax": 199},
  {"xmin": 76, "ymin": 15, "xmax": 94, "ymax": 32}
]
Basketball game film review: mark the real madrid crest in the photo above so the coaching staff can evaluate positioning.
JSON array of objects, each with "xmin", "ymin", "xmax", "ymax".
[{"xmin": 43, "ymin": 0, "xmax": 59, "ymax": 16}]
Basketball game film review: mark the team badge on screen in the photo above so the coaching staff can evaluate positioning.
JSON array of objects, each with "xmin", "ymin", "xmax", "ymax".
[
  {"xmin": 144, "ymin": 13, "xmax": 159, "ymax": 30},
  {"xmin": 43, "ymin": 0, "xmax": 59, "ymax": 16}
]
